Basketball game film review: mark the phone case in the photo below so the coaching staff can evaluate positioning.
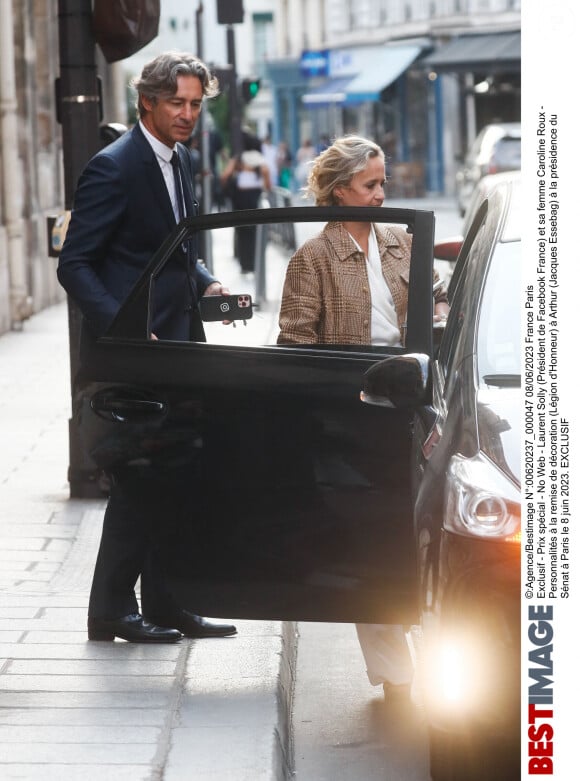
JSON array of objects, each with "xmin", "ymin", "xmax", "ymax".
[{"xmin": 199, "ymin": 294, "xmax": 253, "ymax": 321}]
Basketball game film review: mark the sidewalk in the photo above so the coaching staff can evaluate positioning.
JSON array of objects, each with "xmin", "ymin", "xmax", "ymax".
[{"xmin": 0, "ymin": 229, "xmax": 296, "ymax": 780}]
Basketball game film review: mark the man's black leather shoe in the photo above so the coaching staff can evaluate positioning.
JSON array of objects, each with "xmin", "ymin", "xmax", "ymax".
[
  {"xmin": 88, "ymin": 613, "xmax": 183, "ymax": 643},
  {"xmin": 147, "ymin": 610, "xmax": 237, "ymax": 638}
]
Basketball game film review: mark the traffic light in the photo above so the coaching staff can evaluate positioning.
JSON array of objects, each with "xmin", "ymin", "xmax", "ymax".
[{"xmin": 241, "ymin": 76, "xmax": 261, "ymax": 103}]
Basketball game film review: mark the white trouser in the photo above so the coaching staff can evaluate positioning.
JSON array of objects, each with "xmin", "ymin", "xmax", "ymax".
[{"xmin": 355, "ymin": 623, "xmax": 413, "ymax": 686}]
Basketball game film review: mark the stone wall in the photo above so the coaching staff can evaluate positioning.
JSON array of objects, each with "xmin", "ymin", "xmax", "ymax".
[
  {"xmin": 0, "ymin": 0, "xmax": 66, "ymax": 335},
  {"xmin": 0, "ymin": 1, "xmax": 127, "ymax": 336}
]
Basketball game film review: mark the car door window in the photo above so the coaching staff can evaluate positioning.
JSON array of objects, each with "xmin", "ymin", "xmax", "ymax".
[
  {"xmin": 439, "ymin": 205, "xmax": 491, "ymax": 394},
  {"xmin": 200, "ymin": 221, "xmax": 287, "ymax": 348},
  {"xmin": 203, "ymin": 224, "xmax": 420, "ymax": 352},
  {"xmin": 108, "ymin": 206, "xmax": 435, "ymax": 354},
  {"xmin": 476, "ymin": 240, "xmax": 521, "ymax": 381}
]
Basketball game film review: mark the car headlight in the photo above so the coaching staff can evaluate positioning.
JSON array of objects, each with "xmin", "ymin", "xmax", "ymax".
[{"xmin": 444, "ymin": 452, "xmax": 520, "ymax": 541}]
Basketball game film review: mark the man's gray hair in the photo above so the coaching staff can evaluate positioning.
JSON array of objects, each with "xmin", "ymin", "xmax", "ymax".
[{"xmin": 132, "ymin": 51, "xmax": 219, "ymax": 115}]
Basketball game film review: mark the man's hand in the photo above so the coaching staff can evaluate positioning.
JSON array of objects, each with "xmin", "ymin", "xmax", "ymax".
[
  {"xmin": 203, "ymin": 282, "xmax": 230, "ymax": 297},
  {"xmin": 203, "ymin": 283, "xmax": 232, "ymax": 325}
]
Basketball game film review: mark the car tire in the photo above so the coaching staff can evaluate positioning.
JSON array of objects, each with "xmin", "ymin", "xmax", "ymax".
[{"xmin": 428, "ymin": 726, "xmax": 520, "ymax": 781}]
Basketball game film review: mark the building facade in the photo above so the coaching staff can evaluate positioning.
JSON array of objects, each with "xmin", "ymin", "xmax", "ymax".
[
  {"xmin": 0, "ymin": 0, "xmax": 63, "ymax": 334},
  {"xmin": 0, "ymin": 0, "xmax": 127, "ymax": 336},
  {"xmin": 0, "ymin": 1, "xmax": 521, "ymax": 334},
  {"xmin": 0, "ymin": 0, "xmax": 280, "ymax": 335},
  {"xmin": 266, "ymin": 0, "xmax": 521, "ymax": 195}
]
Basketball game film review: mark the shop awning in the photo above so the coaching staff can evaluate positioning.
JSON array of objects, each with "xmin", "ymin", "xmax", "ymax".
[
  {"xmin": 422, "ymin": 31, "xmax": 521, "ymax": 73},
  {"xmin": 302, "ymin": 76, "xmax": 354, "ymax": 106},
  {"xmin": 343, "ymin": 45, "xmax": 424, "ymax": 105}
]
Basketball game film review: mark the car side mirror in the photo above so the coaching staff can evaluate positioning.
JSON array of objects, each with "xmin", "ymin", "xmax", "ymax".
[{"xmin": 360, "ymin": 353, "xmax": 431, "ymax": 409}]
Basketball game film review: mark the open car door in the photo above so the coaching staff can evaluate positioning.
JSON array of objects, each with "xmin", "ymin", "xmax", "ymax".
[{"xmin": 76, "ymin": 206, "xmax": 435, "ymax": 624}]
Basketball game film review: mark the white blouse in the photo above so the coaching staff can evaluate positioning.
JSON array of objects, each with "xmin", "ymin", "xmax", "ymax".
[{"xmin": 348, "ymin": 226, "xmax": 402, "ymax": 346}]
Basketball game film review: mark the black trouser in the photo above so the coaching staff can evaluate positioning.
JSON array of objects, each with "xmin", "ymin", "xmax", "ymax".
[
  {"xmin": 232, "ymin": 187, "xmax": 262, "ymax": 271},
  {"xmin": 88, "ymin": 462, "xmax": 198, "ymax": 620}
]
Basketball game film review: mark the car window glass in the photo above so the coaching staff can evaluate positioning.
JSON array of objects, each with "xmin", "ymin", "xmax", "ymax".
[
  {"xmin": 200, "ymin": 223, "xmax": 291, "ymax": 349},
  {"xmin": 447, "ymin": 199, "xmax": 488, "ymax": 303},
  {"xmin": 439, "ymin": 216, "xmax": 492, "ymax": 395},
  {"xmin": 438, "ymin": 267, "xmax": 466, "ymax": 389},
  {"xmin": 107, "ymin": 207, "xmax": 433, "ymax": 355},
  {"xmin": 201, "ymin": 221, "xmax": 415, "ymax": 353},
  {"xmin": 492, "ymin": 138, "xmax": 521, "ymax": 171},
  {"xmin": 476, "ymin": 240, "xmax": 521, "ymax": 382}
]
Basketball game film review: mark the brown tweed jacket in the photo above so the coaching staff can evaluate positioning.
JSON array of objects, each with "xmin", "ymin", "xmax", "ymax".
[{"xmin": 278, "ymin": 221, "xmax": 442, "ymax": 345}]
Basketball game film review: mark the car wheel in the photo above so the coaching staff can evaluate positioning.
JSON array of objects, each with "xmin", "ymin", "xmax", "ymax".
[{"xmin": 429, "ymin": 726, "xmax": 520, "ymax": 781}]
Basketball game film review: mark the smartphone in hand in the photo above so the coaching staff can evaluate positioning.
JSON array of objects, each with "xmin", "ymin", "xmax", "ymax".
[{"xmin": 199, "ymin": 294, "xmax": 253, "ymax": 321}]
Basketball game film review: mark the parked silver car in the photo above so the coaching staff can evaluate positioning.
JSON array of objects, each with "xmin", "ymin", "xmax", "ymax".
[{"xmin": 456, "ymin": 122, "xmax": 521, "ymax": 215}]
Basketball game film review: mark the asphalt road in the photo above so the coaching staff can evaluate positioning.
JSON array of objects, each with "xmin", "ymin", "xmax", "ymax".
[{"xmin": 292, "ymin": 622, "xmax": 431, "ymax": 781}]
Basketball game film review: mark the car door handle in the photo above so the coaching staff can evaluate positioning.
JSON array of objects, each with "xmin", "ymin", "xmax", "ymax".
[
  {"xmin": 93, "ymin": 398, "xmax": 165, "ymax": 414},
  {"xmin": 90, "ymin": 392, "xmax": 167, "ymax": 423}
]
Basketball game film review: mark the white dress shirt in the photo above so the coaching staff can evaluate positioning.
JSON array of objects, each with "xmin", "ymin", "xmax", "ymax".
[{"xmin": 139, "ymin": 120, "xmax": 182, "ymax": 222}]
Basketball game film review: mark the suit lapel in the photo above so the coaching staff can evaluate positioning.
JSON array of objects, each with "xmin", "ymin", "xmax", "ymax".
[
  {"xmin": 176, "ymin": 144, "xmax": 198, "ymax": 217},
  {"xmin": 132, "ymin": 124, "xmax": 176, "ymax": 230}
]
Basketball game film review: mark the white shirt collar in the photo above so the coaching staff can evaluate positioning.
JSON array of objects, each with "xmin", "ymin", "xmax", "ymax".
[{"xmin": 139, "ymin": 120, "xmax": 175, "ymax": 163}]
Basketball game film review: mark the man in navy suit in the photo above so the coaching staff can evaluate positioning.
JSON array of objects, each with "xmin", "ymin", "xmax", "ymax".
[{"xmin": 58, "ymin": 52, "xmax": 237, "ymax": 643}]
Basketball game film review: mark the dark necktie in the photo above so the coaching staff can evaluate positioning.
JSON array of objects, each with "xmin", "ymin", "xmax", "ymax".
[
  {"xmin": 170, "ymin": 150, "xmax": 187, "ymax": 222},
  {"xmin": 171, "ymin": 150, "xmax": 198, "ymax": 328}
]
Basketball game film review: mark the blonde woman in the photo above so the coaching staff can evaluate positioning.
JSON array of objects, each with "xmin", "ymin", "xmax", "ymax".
[
  {"xmin": 278, "ymin": 135, "xmax": 449, "ymax": 697},
  {"xmin": 278, "ymin": 134, "xmax": 448, "ymax": 346}
]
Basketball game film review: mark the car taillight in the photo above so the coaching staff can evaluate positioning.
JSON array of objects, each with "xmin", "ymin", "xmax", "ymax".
[{"xmin": 444, "ymin": 453, "xmax": 520, "ymax": 541}]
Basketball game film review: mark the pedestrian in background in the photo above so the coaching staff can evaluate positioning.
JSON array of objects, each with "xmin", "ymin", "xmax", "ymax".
[
  {"xmin": 294, "ymin": 138, "xmax": 316, "ymax": 190},
  {"xmin": 261, "ymin": 134, "xmax": 278, "ymax": 196},
  {"xmin": 221, "ymin": 130, "xmax": 271, "ymax": 273},
  {"xmin": 57, "ymin": 51, "xmax": 237, "ymax": 644},
  {"xmin": 276, "ymin": 140, "xmax": 293, "ymax": 189},
  {"xmin": 315, "ymin": 133, "xmax": 330, "ymax": 154},
  {"xmin": 277, "ymin": 135, "xmax": 448, "ymax": 695},
  {"xmin": 185, "ymin": 130, "xmax": 202, "ymax": 200}
]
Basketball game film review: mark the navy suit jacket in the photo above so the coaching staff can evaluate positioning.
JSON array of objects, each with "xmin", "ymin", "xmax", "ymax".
[{"xmin": 58, "ymin": 123, "xmax": 215, "ymax": 342}]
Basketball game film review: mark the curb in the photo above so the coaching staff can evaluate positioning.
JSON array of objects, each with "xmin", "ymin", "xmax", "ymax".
[{"xmin": 274, "ymin": 621, "xmax": 298, "ymax": 779}]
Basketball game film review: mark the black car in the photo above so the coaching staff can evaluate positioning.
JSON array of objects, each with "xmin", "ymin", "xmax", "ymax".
[
  {"xmin": 76, "ymin": 194, "xmax": 520, "ymax": 781},
  {"xmin": 413, "ymin": 182, "xmax": 520, "ymax": 779}
]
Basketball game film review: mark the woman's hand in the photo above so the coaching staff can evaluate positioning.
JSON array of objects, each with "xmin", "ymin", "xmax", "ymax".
[{"xmin": 433, "ymin": 302, "xmax": 450, "ymax": 327}]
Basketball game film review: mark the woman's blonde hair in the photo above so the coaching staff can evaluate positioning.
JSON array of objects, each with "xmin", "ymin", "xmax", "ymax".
[{"xmin": 305, "ymin": 135, "xmax": 384, "ymax": 206}]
